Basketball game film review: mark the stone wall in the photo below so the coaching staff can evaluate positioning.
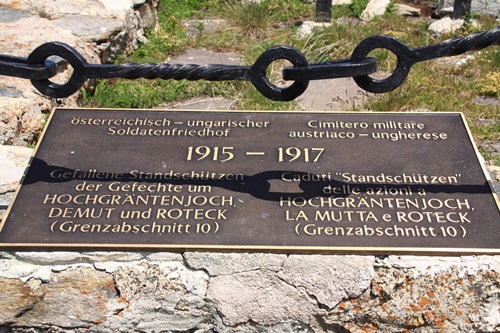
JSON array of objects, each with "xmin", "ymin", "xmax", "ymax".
[{"xmin": 1, "ymin": 251, "xmax": 499, "ymax": 332}]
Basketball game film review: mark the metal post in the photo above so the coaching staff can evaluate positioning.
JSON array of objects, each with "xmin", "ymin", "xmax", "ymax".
[
  {"xmin": 452, "ymin": 0, "xmax": 472, "ymax": 19},
  {"xmin": 315, "ymin": 0, "xmax": 332, "ymax": 22}
]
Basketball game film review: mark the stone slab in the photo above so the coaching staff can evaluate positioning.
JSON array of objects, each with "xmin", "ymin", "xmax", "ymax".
[
  {"xmin": 0, "ymin": 145, "xmax": 33, "ymax": 194},
  {"xmin": 0, "ymin": 5, "xmax": 29, "ymax": 22},
  {"xmin": 170, "ymin": 98, "xmax": 238, "ymax": 111},
  {"xmin": 52, "ymin": 15, "xmax": 126, "ymax": 41},
  {"xmin": 167, "ymin": 49, "xmax": 243, "ymax": 66},
  {"xmin": 395, "ymin": 3, "xmax": 421, "ymax": 16},
  {"xmin": 297, "ymin": 77, "xmax": 370, "ymax": 111}
]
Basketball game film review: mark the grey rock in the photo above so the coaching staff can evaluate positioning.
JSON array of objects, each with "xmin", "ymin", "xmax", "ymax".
[
  {"xmin": 485, "ymin": 163, "xmax": 500, "ymax": 198},
  {"xmin": 0, "ymin": 145, "xmax": 33, "ymax": 194},
  {"xmin": 110, "ymin": 262, "xmax": 209, "ymax": 331},
  {"xmin": 487, "ymin": 162, "xmax": 500, "ymax": 171},
  {"xmin": 0, "ymin": 278, "xmax": 42, "ymax": 324},
  {"xmin": 215, "ymin": 320, "xmax": 315, "ymax": 333},
  {"xmin": 100, "ymin": 0, "xmax": 159, "ymax": 63},
  {"xmin": 168, "ymin": 48, "xmax": 243, "ymax": 66},
  {"xmin": 52, "ymin": 15, "xmax": 126, "ymax": 41},
  {"xmin": 7, "ymin": 0, "xmax": 151, "ymax": 19},
  {"xmin": 332, "ymin": 0, "xmax": 352, "ymax": 4},
  {"xmin": 382, "ymin": 255, "xmax": 500, "ymax": 276},
  {"xmin": 145, "ymin": 252, "xmax": 184, "ymax": 261},
  {"xmin": 94, "ymin": 261, "xmax": 132, "ymax": 273},
  {"xmin": 136, "ymin": 0, "xmax": 157, "ymax": 29},
  {"xmin": 14, "ymin": 251, "xmax": 84, "ymax": 264},
  {"xmin": 326, "ymin": 265, "xmax": 500, "ymax": 332},
  {"xmin": 13, "ymin": 251, "xmax": 146, "ymax": 265},
  {"xmin": 184, "ymin": 252, "xmax": 287, "ymax": 276},
  {"xmin": 184, "ymin": 19, "xmax": 226, "ymax": 36},
  {"xmin": 170, "ymin": 97, "xmax": 238, "ymax": 110},
  {"xmin": 207, "ymin": 269, "xmax": 318, "ymax": 325},
  {"xmin": 0, "ymin": 257, "xmax": 56, "ymax": 282},
  {"xmin": 113, "ymin": 262, "xmax": 208, "ymax": 299},
  {"xmin": 91, "ymin": 254, "xmax": 172, "ymax": 274},
  {"xmin": 295, "ymin": 21, "xmax": 331, "ymax": 38},
  {"xmin": 472, "ymin": 0, "xmax": 500, "ymax": 17},
  {"xmin": 472, "ymin": 96, "xmax": 500, "ymax": 106},
  {"xmin": 297, "ymin": 77, "xmax": 371, "ymax": 111},
  {"xmin": 395, "ymin": 3, "xmax": 421, "ymax": 16},
  {"xmin": 0, "ymin": 192, "xmax": 14, "ymax": 219},
  {"xmin": 0, "ymin": 87, "xmax": 23, "ymax": 98},
  {"xmin": 83, "ymin": 251, "xmax": 145, "ymax": 262},
  {"xmin": 14, "ymin": 267, "xmax": 123, "ymax": 328},
  {"xmin": 429, "ymin": 17, "xmax": 465, "ymax": 35},
  {"xmin": 437, "ymin": 0, "xmax": 498, "ymax": 17},
  {"xmin": 0, "ymin": 257, "xmax": 36, "ymax": 280},
  {"xmin": 0, "ymin": 14, "xmax": 99, "ymax": 59},
  {"xmin": 360, "ymin": 0, "xmax": 390, "ymax": 21},
  {"xmin": 0, "ymin": 93, "xmax": 52, "ymax": 146},
  {"xmin": 436, "ymin": 0, "xmax": 454, "ymax": 16},
  {"xmin": 278, "ymin": 255, "xmax": 375, "ymax": 308},
  {"xmin": 0, "ymin": 5, "xmax": 30, "ymax": 22}
]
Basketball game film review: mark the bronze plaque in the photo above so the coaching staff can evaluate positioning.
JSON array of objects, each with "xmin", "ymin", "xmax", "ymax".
[{"xmin": 1, "ymin": 108, "xmax": 499, "ymax": 254}]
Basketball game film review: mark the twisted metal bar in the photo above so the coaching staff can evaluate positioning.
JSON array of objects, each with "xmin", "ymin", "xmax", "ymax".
[
  {"xmin": 25, "ymin": 42, "xmax": 375, "ymax": 101},
  {"xmin": 0, "ymin": 26, "xmax": 498, "ymax": 101},
  {"xmin": 351, "ymin": 26, "xmax": 500, "ymax": 93}
]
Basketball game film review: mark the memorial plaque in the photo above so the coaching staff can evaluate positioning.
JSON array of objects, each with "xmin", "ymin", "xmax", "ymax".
[{"xmin": 1, "ymin": 108, "xmax": 499, "ymax": 254}]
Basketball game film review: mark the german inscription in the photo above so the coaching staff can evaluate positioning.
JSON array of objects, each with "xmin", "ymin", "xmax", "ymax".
[{"xmin": 1, "ymin": 109, "xmax": 499, "ymax": 253}]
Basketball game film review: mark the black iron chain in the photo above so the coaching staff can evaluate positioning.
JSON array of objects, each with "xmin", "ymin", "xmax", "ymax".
[
  {"xmin": 350, "ymin": 26, "xmax": 500, "ymax": 93},
  {"xmin": 0, "ymin": 26, "xmax": 498, "ymax": 101}
]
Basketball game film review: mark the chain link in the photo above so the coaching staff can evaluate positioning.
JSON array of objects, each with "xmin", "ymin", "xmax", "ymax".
[
  {"xmin": 351, "ymin": 26, "xmax": 500, "ymax": 93},
  {"xmin": 0, "ymin": 54, "xmax": 56, "ymax": 80},
  {"xmin": 0, "ymin": 26, "xmax": 498, "ymax": 101}
]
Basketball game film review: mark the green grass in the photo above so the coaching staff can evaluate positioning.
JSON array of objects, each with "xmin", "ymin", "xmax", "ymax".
[
  {"xmin": 82, "ymin": 0, "xmax": 499, "ymax": 164},
  {"xmin": 331, "ymin": 0, "xmax": 370, "ymax": 19},
  {"xmin": 221, "ymin": 0, "xmax": 277, "ymax": 40}
]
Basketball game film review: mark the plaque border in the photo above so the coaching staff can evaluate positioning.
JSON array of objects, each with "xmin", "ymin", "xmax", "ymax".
[{"xmin": 1, "ymin": 108, "xmax": 499, "ymax": 254}]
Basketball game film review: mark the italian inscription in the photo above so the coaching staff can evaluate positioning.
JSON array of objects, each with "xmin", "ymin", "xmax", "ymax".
[{"xmin": 1, "ymin": 109, "xmax": 499, "ymax": 253}]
